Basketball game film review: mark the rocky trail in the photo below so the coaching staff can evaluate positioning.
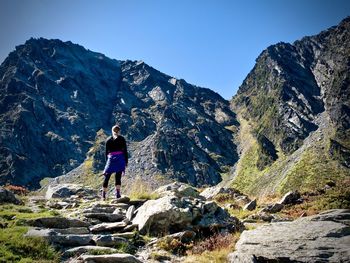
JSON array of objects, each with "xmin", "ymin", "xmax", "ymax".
[{"xmin": 1, "ymin": 184, "xmax": 350, "ymax": 263}]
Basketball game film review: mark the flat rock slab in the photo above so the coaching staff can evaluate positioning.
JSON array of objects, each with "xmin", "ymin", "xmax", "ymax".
[
  {"xmin": 228, "ymin": 209, "xmax": 350, "ymax": 263},
  {"xmin": 84, "ymin": 213, "xmax": 124, "ymax": 222},
  {"xmin": 27, "ymin": 217, "xmax": 90, "ymax": 228},
  {"xmin": 92, "ymin": 234, "xmax": 128, "ymax": 247},
  {"xmin": 89, "ymin": 221, "xmax": 128, "ymax": 233},
  {"xmin": 63, "ymin": 245, "xmax": 118, "ymax": 257},
  {"xmin": 78, "ymin": 253, "xmax": 142, "ymax": 263}
]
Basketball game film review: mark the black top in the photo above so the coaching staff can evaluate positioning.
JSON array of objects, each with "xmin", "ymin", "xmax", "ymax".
[{"xmin": 105, "ymin": 135, "xmax": 128, "ymax": 164}]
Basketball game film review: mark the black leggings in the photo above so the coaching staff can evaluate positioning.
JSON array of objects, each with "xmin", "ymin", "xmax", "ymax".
[{"xmin": 103, "ymin": 172, "xmax": 122, "ymax": 188}]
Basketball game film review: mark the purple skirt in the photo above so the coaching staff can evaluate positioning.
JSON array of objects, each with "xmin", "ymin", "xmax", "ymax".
[{"xmin": 103, "ymin": 152, "xmax": 126, "ymax": 174}]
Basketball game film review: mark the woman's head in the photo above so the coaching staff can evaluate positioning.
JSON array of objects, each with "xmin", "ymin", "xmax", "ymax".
[{"xmin": 112, "ymin": 124, "xmax": 120, "ymax": 137}]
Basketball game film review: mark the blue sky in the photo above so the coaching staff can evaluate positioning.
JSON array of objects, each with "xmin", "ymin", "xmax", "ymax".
[{"xmin": 0, "ymin": 0, "xmax": 349, "ymax": 99}]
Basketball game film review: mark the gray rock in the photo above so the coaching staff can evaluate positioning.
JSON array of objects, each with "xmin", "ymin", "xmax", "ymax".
[
  {"xmin": 63, "ymin": 246, "xmax": 118, "ymax": 257},
  {"xmin": 89, "ymin": 221, "xmax": 128, "ymax": 233},
  {"xmin": 45, "ymin": 184, "xmax": 97, "ymax": 199},
  {"xmin": 120, "ymin": 224, "xmax": 138, "ymax": 233},
  {"xmin": 132, "ymin": 194, "xmax": 242, "ymax": 236},
  {"xmin": 111, "ymin": 196, "xmax": 130, "ymax": 204},
  {"xmin": 53, "ymin": 227, "xmax": 90, "ymax": 235},
  {"xmin": 27, "ymin": 217, "xmax": 90, "ymax": 228},
  {"xmin": 92, "ymin": 235, "xmax": 128, "ymax": 247},
  {"xmin": 228, "ymin": 209, "xmax": 350, "ymax": 263},
  {"xmin": 78, "ymin": 253, "xmax": 142, "ymax": 263},
  {"xmin": 260, "ymin": 203, "xmax": 284, "ymax": 213},
  {"xmin": 132, "ymin": 195, "xmax": 193, "ymax": 235},
  {"xmin": 25, "ymin": 228, "xmax": 93, "ymax": 247},
  {"xmin": 153, "ymin": 182, "xmax": 201, "ymax": 199},
  {"xmin": 126, "ymin": 205, "xmax": 135, "ymax": 221},
  {"xmin": 0, "ymin": 187, "xmax": 23, "ymax": 205},
  {"xmin": 279, "ymin": 191, "xmax": 301, "ymax": 205},
  {"xmin": 84, "ymin": 213, "xmax": 124, "ymax": 222},
  {"xmin": 50, "ymin": 234, "xmax": 94, "ymax": 247},
  {"xmin": 243, "ymin": 199, "xmax": 257, "ymax": 211},
  {"xmin": 112, "ymin": 232, "xmax": 136, "ymax": 239}
]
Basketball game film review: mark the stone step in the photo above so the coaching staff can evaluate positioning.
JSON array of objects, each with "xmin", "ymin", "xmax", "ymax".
[
  {"xmin": 92, "ymin": 234, "xmax": 128, "ymax": 247},
  {"xmin": 63, "ymin": 245, "xmax": 118, "ymax": 258},
  {"xmin": 78, "ymin": 253, "xmax": 142, "ymax": 263},
  {"xmin": 89, "ymin": 221, "xmax": 128, "ymax": 233},
  {"xmin": 27, "ymin": 217, "xmax": 90, "ymax": 229},
  {"xmin": 84, "ymin": 212, "xmax": 124, "ymax": 222}
]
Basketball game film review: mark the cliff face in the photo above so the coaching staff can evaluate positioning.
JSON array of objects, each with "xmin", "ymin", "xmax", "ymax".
[
  {"xmin": 0, "ymin": 38, "xmax": 238, "ymax": 188},
  {"xmin": 230, "ymin": 17, "xmax": 350, "ymax": 195}
]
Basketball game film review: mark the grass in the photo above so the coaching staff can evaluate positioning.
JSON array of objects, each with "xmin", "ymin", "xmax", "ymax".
[
  {"xmin": 0, "ymin": 204, "xmax": 60, "ymax": 262},
  {"xmin": 127, "ymin": 177, "xmax": 159, "ymax": 200}
]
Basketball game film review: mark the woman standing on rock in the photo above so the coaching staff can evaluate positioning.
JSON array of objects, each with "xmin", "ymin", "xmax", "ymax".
[{"xmin": 102, "ymin": 124, "xmax": 128, "ymax": 200}]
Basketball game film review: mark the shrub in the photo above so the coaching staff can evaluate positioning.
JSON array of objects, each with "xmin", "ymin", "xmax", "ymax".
[{"xmin": 190, "ymin": 233, "xmax": 239, "ymax": 255}]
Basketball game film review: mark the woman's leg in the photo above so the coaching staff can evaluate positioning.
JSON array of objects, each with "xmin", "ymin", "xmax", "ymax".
[
  {"xmin": 115, "ymin": 171, "xmax": 122, "ymax": 198},
  {"xmin": 102, "ymin": 173, "xmax": 112, "ymax": 199}
]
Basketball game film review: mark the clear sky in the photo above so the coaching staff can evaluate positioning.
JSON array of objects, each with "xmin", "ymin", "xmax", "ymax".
[{"xmin": 0, "ymin": 0, "xmax": 349, "ymax": 99}]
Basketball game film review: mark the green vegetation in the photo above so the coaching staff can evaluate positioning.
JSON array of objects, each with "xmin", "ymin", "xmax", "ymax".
[
  {"xmin": 0, "ymin": 204, "xmax": 60, "ymax": 263},
  {"xmin": 128, "ymin": 177, "xmax": 159, "ymax": 200}
]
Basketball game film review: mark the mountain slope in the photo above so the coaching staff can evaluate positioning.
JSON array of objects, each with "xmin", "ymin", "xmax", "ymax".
[
  {"xmin": 230, "ymin": 17, "xmax": 350, "ymax": 196},
  {"xmin": 0, "ymin": 38, "xmax": 238, "ymax": 188}
]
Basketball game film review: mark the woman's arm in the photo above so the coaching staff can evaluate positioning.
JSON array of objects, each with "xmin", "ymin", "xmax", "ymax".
[{"xmin": 123, "ymin": 137, "xmax": 128, "ymax": 166}]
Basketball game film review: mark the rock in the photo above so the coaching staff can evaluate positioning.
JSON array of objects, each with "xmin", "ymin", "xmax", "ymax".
[
  {"xmin": 112, "ymin": 232, "xmax": 136, "ymax": 239},
  {"xmin": 120, "ymin": 224, "xmax": 138, "ymax": 233},
  {"xmin": 279, "ymin": 191, "xmax": 301, "ymax": 205},
  {"xmin": 228, "ymin": 209, "xmax": 350, "ymax": 263},
  {"xmin": 45, "ymin": 184, "xmax": 97, "ymax": 199},
  {"xmin": 111, "ymin": 203, "xmax": 130, "ymax": 210},
  {"xmin": 200, "ymin": 186, "xmax": 248, "ymax": 202},
  {"xmin": 243, "ymin": 199, "xmax": 257, "ymax": 211},
  {"xmin": 53, "ymin": 227, "xmax": 90, "ymax": 235},
  {"xmin": 126, "ymin": 205, "xmax": 135, "ymax": 221},
  {"xmin": 25, "ymin": 228, "xmax": 57, "ymax": 238},
  {"xmin": 132, "ymin": 195, "xmax": 193, "ymax": 235},
  {"xmin": 92, "ymin": 235, "xmax": 128, "ymax": 247},
  {"xmin": 27, "ymin": 217, "xmax": 90, "ymax": 228},
  {"xmin": 153, "ymin": 182, "xmax": 201, "ymax": 199},
  {"xmin": 50, "ymin": 234, "xmax": 94, "ymax": 247},
  {"xmin": 247, "ymin": 212, "xmax": 275, "ymax": 222},
  {"xmin": 78, "ymin": 253, "xmax": 142, "ymax": 263},
  {"xmin": 84, "ymin": 213, "xmax": 124, "ymax": 222},
  {"xmin": 260, "ymin": 203, "xmax": 284, "ymax": 213},
  {"xmin": 89, "ymin": 221, "xmax": 128, "ymax": 233},
  {"xmin": 83, "ymin": 204, "xmax": 117, "ymax": 214},
  {"xmin": 0, "ymin": 187, "xmax": 23, "ymax": 205},
  {"xmin": 128, "ymin": 199, "xmax": 147, "ymax": 207},
  {"xmin": 25, "ymin": 228, "xmax": 93, "ymax": 247},
  {"xmin": 111, "ymin": 196, "xmax": 130, "ymax": 204},
  {"xmin": 132, "ymin": 194, "xmax": 242, "ymax": 236},
  {"xmin": 158, "ymin": 230, "xmax": 196, "ymax": 245},
  {"xmin": 63, "ymin": 246, "xmax": 118, "ymax": 257}
]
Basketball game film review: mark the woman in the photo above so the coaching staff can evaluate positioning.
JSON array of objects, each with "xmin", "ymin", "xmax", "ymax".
[{"xmin": 102, "ymin": 124, "xmax": 128, "ymax": 200}]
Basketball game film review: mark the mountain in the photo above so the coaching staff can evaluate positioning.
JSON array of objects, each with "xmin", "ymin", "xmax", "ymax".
[
  {"xmin": 0, "ymin": 17, "xmax": 349, "ymax": 196},
  {"xmin": 230, "ymin": 17, "xmax": 350, "ymax": 196},
  {"xmin": 0, "ymin": 38, "xmax": 238, "ymax": 189}
]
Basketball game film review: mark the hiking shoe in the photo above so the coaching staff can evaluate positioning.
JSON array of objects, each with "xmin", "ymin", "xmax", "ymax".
[
  {"xmin": 115, "ymin": 192, "xmax": 121, "ymax": 199},
  {"xmin": 101, "ymin": 191, "xmax": 107, "ymax": 201}
]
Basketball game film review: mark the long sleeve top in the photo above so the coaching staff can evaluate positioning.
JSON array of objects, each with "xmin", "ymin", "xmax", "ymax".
[{"xmin": 105, "ymin": 135, "xmax": 128, "ymax": 164}]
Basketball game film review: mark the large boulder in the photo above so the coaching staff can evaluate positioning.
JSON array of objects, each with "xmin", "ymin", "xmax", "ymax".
[
  {"xmin": 132, "ymin": 194, "xmax": 242, "ymax": 236},
  {"xmin": 0, "ymin": 187, "xmax": 23, "ymax": 204},
  {"xmin": 228, "ymin": 209, "xmax": 350, "ymax": 263},
  {"xmin": 45, "ymin": 184, "xmax": 97, "ymax": 199}
]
